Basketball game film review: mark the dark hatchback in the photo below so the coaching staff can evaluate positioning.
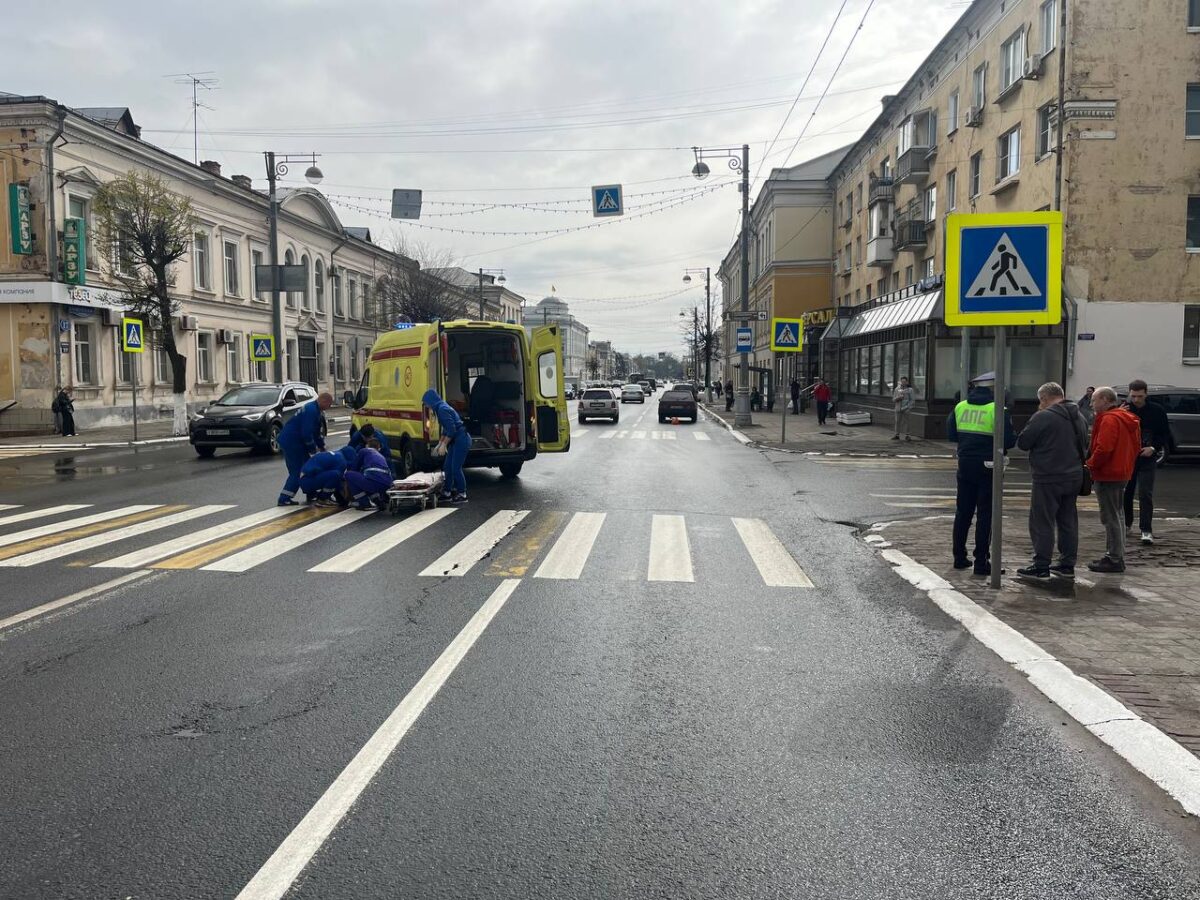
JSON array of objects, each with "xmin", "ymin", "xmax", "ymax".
[
  {"xmin": 658, "ymin": 389, "xmax": 698, "ymax": 423},
  {"xmin": 188, "ymin": 382, "xmax": 324, "ymax": 457}
]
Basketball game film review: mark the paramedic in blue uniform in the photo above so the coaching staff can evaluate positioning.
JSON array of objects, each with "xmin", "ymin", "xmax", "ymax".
[
  {"xmin": 343, "ymin": 438, "xmax": 393, "ymax": 510},
  {"xmin": 348, "ymin": 423, "xmax": 393, "ymax": 474},
  {"xmin": 423, "ymin": 388, "xmax": 469, "ymax": 504},
  {"xmin": 299, "ymin": 446, "xmax": 355, "ymax": 506},
  {"xmin": 946, "ymin": 372, "xmax": 1015, "ymax": 576},
  {"xmin": 276, "ymin": 392, "xmax": 333, "ymax": 506}
]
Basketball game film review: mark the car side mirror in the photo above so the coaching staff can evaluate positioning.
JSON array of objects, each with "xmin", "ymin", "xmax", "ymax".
[
  {"xmin": 343, "ymin": 390, "xmax": 356, "ymax": 408},
  {"xmin": 354, "ymin": 388, "xmax": 368, "ymax": 409}
]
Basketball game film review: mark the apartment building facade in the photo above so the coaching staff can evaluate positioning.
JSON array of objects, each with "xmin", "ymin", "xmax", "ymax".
[{"xmin": 0, "ymin": 93, "xmax": 417, "ymax": 433}]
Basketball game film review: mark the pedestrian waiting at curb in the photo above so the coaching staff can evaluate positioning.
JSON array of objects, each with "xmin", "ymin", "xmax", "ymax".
[
  {"xmin": 53, "ymin": 387, "xmax": 76, "ymax": 436},
  {"xmin": 813, "ymin": 378, "xmax": 832, "ymax": 426},
  {"xmin": 724, "ymin": 380, "xmax": 734, "ymax": 412},
  {"xmin": 790, "ymin": 377, "xmax": 801, "ymax": 415},
  {"xmin": 1085, "ymin": 387, "xmax": 1141, "ymax": 574},
  {"xmin": 1015, "ymin": 382, "xmax": 1089, "ymax": 582},
  {"xmin": 1078, "ymin": 386, "xmax": 1096, "ymax": 426},
  {"xmin": 892, "ymin": 377, "xmax": 914, "ymax": 441},
  {"xmin": 1123, "ymin": 379, "xmax": 1170, "ymax": 546}
]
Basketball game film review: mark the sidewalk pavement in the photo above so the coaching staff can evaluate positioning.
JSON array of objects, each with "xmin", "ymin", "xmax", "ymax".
[{"xmin": 867, "ymin": 508, "xmax": 1200, "ymax": 759}]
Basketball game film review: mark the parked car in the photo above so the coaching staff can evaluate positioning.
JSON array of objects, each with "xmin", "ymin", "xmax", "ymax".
[
  {"xmin": 565, "ymin": 384, "xmax": 578, "ymax": 400},
  {"xmin": 646, "ymin": 378, "xmax": 658, "ymax": 393},
  {"xmin": 188, "ymin": 382, "xmax": 324, "ymax": 457},
  {"xmin": 610, "ymin": 380, "xmax": 623, "ymax": 389},
  {"xmin": 578, "ymin": 388, "xmax": 619, "ymax": 423},
  {"xmin": 658, "ymin": 388, "xmax": 698, "ymax": 423},
  {"xmin": 637, "ymin": 380, "xmax": 651, "ymax": 395},
  {"xmin": 1116, "ymin": 384, "xmax": 1200, "ymax": 461},
  {"xmin": 620, "ymin": 384, "xmax": 646, "ymax": 403}
]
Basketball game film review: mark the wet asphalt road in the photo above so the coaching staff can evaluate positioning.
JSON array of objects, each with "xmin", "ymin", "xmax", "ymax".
[{"xmin": 1, "ymin": 399, "xmax": 1199, "ymax": 898}]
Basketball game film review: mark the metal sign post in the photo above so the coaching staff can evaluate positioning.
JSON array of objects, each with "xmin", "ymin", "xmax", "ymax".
[
  {"xmin": 121, "ymin": 317, "xmax": 145, "ymax": 443},
  {"xmin": 990, "ymin": 327, "xmax": 1007, "ymax": 589}
]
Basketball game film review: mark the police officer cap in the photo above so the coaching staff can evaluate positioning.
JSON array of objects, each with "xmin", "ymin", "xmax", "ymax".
[{"xmin": 970, "ymin": 371, "xmax": 996, "ymax": 385}]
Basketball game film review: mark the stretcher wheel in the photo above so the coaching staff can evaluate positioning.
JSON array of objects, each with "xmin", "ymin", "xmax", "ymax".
[{"xmin": 429, "ymin": 493, "xmax": 438, "ymax": 509}]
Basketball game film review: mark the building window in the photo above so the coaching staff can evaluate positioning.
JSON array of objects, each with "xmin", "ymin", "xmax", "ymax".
[
  {"xmin": 300, "ymin": 255, "xmax": 312, "ymax": 310},
  {"xmin": 998, "ymin": 127, "xmax": 1021, "ymax": 181},
  {"xmin": 284, "ymin": 250, "xmax": 297, "ymax": 309},
  {"xmin": 334, "ymin": 269, "xmax": 345, "ymax": 317},
  {"xmin": 196, "ymin": 332, "xmax": 215, "ymax": 384},
  {"xmin": 1193, "ymin": 0, "xmax": 1200, "ymax": 27},
  {"xmin": 73, "ymin": 322, "xmax": 95, "ymax": 384},
  {"xmin": 923, "ymin": 257, "xmax": 935, "ymax": 279},
  {"xmin": 227, "ymin": 332, "xmax": 243, "ymax": 383},
  {"xmin": 155, "ymin": 347, "xmax": 172, "ymax": 384},
  {"xmin": 336, "ymin": 342, "xmax": 346, "ymax": 381},
  {"xmin": 193, "ymin": 231, "xmax": 211, "ymax": 291},
  {"xmin": 946, "ymin": 170, "xmax": 958, "ymax": 211},
  {"xmin": 869, "ymin": 202, "xmax": 890, "ymax": 238},
  {"xmin": 251, "ymin": 249, "xmax": 266, "ymax": 302},
  {"xmin": 856, "ymin": 183, "xmax": 863, "ymax": 211},
  {"xmin": 891, "ymin": 272, "xmax": 900, "ymax": 291},
  {"xmin": 899, "ymin": 118, "xmax": 915, "ymax": 155},
  {"xmin": 349, "ymin": 276, "xmax": 358, "ymax": 319},
  {"xmin": 223, "ymin": 239, "xmax": 240, "ymax": 297},
  {"xmin": 115, "ymin": 331, "xmax": 135, "ymax": 384},
  {"xmin": 866, "ymin": 284, "xmax": 873, "ymax": 301},
  {"xmin": 253, "ymin": 359, "xmax": 269, "ymax": 382},
  {"xmin": 286, "ymin": 338, "xmax": 299, "ymax": 381},
  {"xmin": 880, "ymin": 157, "xmax": 891, "ymax": 178},
  {"xmin": 876, "ymin": 278, "xmax": 886, "ymax": 297},
  {"xmin": 362, "ymin": 281, "xmax": 371, "ymax": 323},
  {"xmin": 1037, "ymin": 105, "xmax": 1056, "ymax": 157},
  {"xmin": 1000, "ymin": 30, "xmax": 1025, "ymax": 92},
  {"xmin": 970, "ymin": 153, "xmax": 982, "ymax": 198},
  {"xmin": 1184, "ymin": 306, "xmax": 1200, "ymax": 358},
  {"xmin": 947, "ymin": 90, "xmax": 959, "ymax": 134},
  {"xmin": 68, "ymin": 196, "xmax": 92, "ymax": 269},
  {"xmin": 1187, "ymin": 196, "xmax": 1200, "ymax": 249},
  {"xmin": 923, "ymin": 184, "xmax": 937, "ymax": 221},
  {"xmin": 1188, "ymin": 85, "xmax": 1200, "ymax": 138},
  {"xmin": 904, "ymin": 265, "xmax": 914, "ymax": 287},
  {"xmin": 855, "ymin": 237, "xmax": 862, "ymax": 266},
  {"xmin": 1041, "ymin": 0, "xmax": 1058, "ymax": 54},
  {"xmin": 972, "ymin": 64, "xmax": 987, "ymax": 109},
  {"xmin": 314, "ymin": 259, "xmax": 325, "ymax": 312}
]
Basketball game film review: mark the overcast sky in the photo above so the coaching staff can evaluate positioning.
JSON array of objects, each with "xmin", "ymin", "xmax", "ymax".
[{"xmin": 5, "ymin": 0, "xmax": 963, "ymax": 354}]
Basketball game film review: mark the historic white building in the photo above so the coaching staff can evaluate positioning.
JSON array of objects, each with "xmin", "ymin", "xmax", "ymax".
[{"xmin": 527, "ymin": 295, "xmax": 589, "ymax": 380}]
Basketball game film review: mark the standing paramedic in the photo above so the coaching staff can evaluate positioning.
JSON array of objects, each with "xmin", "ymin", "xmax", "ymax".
[
  {"xmin": 276, "ymin": 392, "xmax": 333, "ymax": 506},
  {"xmin": 423, "ymin": 389, "xmax": 470, "ymax": 504}
]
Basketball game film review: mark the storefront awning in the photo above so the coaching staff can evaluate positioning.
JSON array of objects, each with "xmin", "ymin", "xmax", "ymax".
[{"xmin": 822, "ymin": 290, "xmax": 942, "ymax": 341}]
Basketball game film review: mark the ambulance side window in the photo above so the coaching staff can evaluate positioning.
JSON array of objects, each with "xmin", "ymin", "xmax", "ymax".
[{"xmin": 538, "ymin": 351, "xmax": 558, "ymax": 398}]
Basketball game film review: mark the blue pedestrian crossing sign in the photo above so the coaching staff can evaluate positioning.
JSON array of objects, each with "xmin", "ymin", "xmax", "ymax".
[
  {"xmin": 591, "ymin": 184, "xmax": 623, "ymax": 218},
  {"xmin": 120, "ymin": 317, "xmax": 144, "ymax": 353},
  {"xmin": 945, "ymin": 211, "xmax": 1062, "ymax": 326},
  {"xmin": 735, "ymin": 327, "xmax": 753, "ymax": 352},
  {"xmin": 250, "ymin": 333, "xmax": 276, "ymax": 362},
  {"xmin": 770, "ymin": 317, "xmax": 803, "ymax": 353}
]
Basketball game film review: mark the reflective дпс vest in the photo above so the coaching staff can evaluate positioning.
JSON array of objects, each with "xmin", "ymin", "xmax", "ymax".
[{"xmin": 954, "ymin": 400, "xmax": 995, "ymax": 435}]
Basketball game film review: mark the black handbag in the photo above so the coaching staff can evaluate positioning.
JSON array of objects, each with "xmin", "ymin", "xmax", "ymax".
[{"xmin": 1069, "ymin": 406, "xmax": 1092, "ymax": 496}]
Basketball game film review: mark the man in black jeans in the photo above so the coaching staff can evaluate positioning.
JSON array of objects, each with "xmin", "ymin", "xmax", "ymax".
[{"xmin": 1123, "ymin": 379, "xmax": 1171, "ymax": 545}]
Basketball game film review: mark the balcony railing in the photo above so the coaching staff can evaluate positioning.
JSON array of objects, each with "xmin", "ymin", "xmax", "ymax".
[
  {"xmin": 893, "ymin": 216, "xmax": 928, "ymax": 250},
  {"xmin": 868, "ymin": 177, "xmax": 894, "ymax": 206},
  {"xmin": 896, "ymin": 146, "xmax": 931, "ymax": 184}
]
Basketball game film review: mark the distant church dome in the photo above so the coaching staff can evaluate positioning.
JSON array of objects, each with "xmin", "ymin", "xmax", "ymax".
[{"xmin": 535, "ymin": 295, "xmax": 569, "ymax": 316}]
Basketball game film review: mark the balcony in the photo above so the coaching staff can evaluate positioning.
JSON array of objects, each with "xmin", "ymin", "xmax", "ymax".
[
  {"xmin": 896, "ymin": 146, "xmax": 931, "ymax": 184},
  {"xmin": 868, "ymin": 177, "xmax": 894, "ymax": 206},
  {"xmin": 893, "ymin": 216, "xmax": 928, "ymax": 251},
  {"xmin": 866, "ymin": 235, "xmax": 894, "ymax": 267}
]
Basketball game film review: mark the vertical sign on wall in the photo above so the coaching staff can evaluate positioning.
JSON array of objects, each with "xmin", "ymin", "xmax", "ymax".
[
  {"xmin": 63, "ymin": 216, "xmax": 87, "ymax": 285},
  {"xmin": 8, "ymin": 184, "xmax": 33, "ymax": 255}
]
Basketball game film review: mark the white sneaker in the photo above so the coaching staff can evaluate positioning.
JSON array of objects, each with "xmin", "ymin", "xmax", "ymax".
[{"xmin": 1141, "ymin": 531, "xmax": 1154, "ymax": 545}]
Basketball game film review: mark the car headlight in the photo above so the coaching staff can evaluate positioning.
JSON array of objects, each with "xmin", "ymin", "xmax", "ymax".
[
  {"xmin": 242, "ymin": 411, "xmax": 266, "ymax": 422},
  {"xmin": 189, "ymin": 411, "xmax": 205, "ymax": 422}
]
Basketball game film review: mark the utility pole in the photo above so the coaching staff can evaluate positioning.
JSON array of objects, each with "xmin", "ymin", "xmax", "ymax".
[
  {"xmin": 703, "ymin": 266, "xmax": 712, "ymax": 403},
  {"xmin": 266, "ymin": 151, "xmax": 283, "ymax": 383},
  {"xmin": 737, "ymin": 144, "xmax": 751, "ymax": 427}
]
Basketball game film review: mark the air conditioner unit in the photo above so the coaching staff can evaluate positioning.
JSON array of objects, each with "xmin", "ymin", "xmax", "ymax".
[
  {"xmin": 217, "ymin": 328, "xmax": 235, "ymax": 344},
  {"xmin": 101, "ymin": 308, "xmax": 122, "ymax": 327},
  {"xmin": 1023, "ymin": 54, "xmax": 1044, "ymax": 79},
  {"xmin": 179, "ymin": 315, "xmax": 199, "ymax": 331},
  {"xmin": 965, "ymin": 105, "xmax": 984, "ymax": 128}
]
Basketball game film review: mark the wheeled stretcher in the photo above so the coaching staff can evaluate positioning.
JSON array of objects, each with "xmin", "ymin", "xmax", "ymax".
[{"xmin": 385, "ymin": 471, "xmax": 445, "ymax": 514}]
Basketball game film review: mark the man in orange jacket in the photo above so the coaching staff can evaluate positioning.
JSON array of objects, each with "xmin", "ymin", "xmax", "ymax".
[{"xmin": 1085, "ymin": 386, "xmax": 1142, "ymax": 573}]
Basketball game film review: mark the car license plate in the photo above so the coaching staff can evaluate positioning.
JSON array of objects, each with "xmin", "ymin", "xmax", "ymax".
[
  {"xmin": 206, "ymin": 429, "xmax": 230, "ymax": 436},
  {"xmin": 590, "ymin": 402, "xmax": 607, "ymax": 408}
]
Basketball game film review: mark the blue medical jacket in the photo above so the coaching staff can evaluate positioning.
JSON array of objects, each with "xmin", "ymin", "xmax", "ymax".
[{"xmin": 280, "ymin": 401, "xmax": 325, "ymax": 453}]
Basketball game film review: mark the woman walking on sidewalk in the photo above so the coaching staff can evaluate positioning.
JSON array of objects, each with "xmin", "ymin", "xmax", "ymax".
[{"xmin": 55, "ymin": 387, "xmax": 76, "ymax": 436}]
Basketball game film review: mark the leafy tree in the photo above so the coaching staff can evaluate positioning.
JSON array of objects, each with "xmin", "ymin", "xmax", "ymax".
[{"xmin": 92, "ymin": 171, "xmax": 195, "ymax": 434}]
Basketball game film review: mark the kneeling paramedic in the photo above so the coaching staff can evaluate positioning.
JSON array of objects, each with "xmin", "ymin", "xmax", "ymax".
[
  {"xmin": 299, "ymin": 446, "xmax": 355, "ymax": 506},
  {"xmin": 423, "ymin": 388, "xmax": 469, "ymax": 504},
  {"xmin": 348, "ymin": 422, "xmax": 394, "ymax": 475},
  {"xmin": 277, "ymin": 392, "xmax": 333, "ymax": 506},
  {"xmin": 344, "ymin": 438, "xmax": 392, "ymax": 510}
]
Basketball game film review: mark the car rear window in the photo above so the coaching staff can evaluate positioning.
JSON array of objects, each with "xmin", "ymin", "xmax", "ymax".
[
  {"xmin": 623, "ymin": 384, "xmax": 642, "ymax": 391},
  {"xmin": 663, "ymin": 391, "xmax": 693, "ymax": 401},
  {"xmin": 582, "ymin": 390, "xmax": 612, "ymax": 399}
]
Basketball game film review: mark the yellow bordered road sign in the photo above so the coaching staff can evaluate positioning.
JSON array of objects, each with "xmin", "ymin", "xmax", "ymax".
[
  {"xmin": 250, "ymin": 334, "xmax": 276, "ymax": 362},
  {"xmin": 944, "ymin": 211, "xmax": 1063, "ymax": 327},
  {"xmin": 121, "ymin": 317, "xmax": 144, "ymax": 353},
  {"xmin": 770, "ymin": 317, "xmax": 803, "ymax": 352}
]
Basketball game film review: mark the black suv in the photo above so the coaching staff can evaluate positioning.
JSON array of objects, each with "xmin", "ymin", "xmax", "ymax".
[{"xmin": 188, "ymin": 382, "xmax": 325, "ymax": 457}]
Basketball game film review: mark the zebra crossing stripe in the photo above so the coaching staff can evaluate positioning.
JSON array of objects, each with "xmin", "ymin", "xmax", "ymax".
[
  {"xmin": 152, "ymin": 506, "xmax": 334, "ymax": 569},
  {"xmin": 0, "ymin": 505, "xmax": 233, "ymax": 567},
  {"xmin": 201, "ymin": 509, "xmax": 374, "ymax": 572},
  {"xmin": 598, "ymin": 431, "xmax": 616, "ymax": 440},
  {"xmin": 648, "ymin": 514, "xmax": 693, "ymax": 583},
  {"xmin": 419, "ymin": 509, "xmax": 529, "ymax": 578},
  {"xmin": 0, "ymin": 504, "xmax": 20, "ymax": 512},
  {"xmin": 694, "ymin": 432, "xmax": 711, "ymax": 441},
  {"xmin": 0, "ymin": 504, "xmax": 91, "ymax": 527},
  {"xmin": 731, "ymin": 518, "xmax": 813, "ymax": 588},
  {"xmin": 631, "ymin": 431, "xmax": 647, "ymax": 440},
  {"xmin": 534, "ymin": 512, "xmax": 606, "ymax": 580},
  {"xmin": 0, "ymin": 505, "xmax": 164, "ymax": 557},
  {"xmin": 95, "ymin": 506, "xmax": 302, "ymax": 568},
  {"xmin": 310, "ymin": 508, "xmax": 457, "ymax": 574},
  {"xmin": 614, "ymin": 430, "xmax": 629, "ymax": 439},
  {"xmin": 486, "ymin": 510, "xmax": 569, "ymax": 577}
]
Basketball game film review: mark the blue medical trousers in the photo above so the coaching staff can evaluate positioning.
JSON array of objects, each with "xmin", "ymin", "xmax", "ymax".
[
  {"xmin": 344, "ymin": 469, "xmax": 392, "ymax": 508},
  {"xmin": 279, "ymin": 442, "xmax": 310, "ymax": 502},
  {"xmin": 444, "ymin": 430, "xmax": 469, "ymax": 495},
  {"xmin": 300, "ymin": 468, "xmax": 343, "ymax": 499}
]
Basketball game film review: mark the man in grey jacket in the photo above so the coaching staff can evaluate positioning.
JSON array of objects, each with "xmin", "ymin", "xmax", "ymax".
[{"xmin": 1015, "ymin": 381, "xmax": 1089, "ymax": 581}]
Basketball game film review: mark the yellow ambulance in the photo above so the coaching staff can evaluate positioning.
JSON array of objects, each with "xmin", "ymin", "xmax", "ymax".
[{"xmin": 348, "ymin": 320, "xmax": 570, "ymax": 478}]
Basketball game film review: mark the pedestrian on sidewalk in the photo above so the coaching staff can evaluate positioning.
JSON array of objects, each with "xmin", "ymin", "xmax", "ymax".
[
  {"xmin": 1085, "ymin": 386, "xmax": 1141, "ymax": 573},
  {"xmin": 715, "ymin": 381, "xmax": 722, "ymax": 399},
  {"xmin": 946, "ymin": 372, "xmax": 1016, "ymax": 576},
  {"xmin": 1015, "ymin": 382, "xmax": 1089, "ymax": 581},
  {"xmin": 750, "ymin": 387, "xmax": 762, "ymax": 412},
  {"xmin": 814, "ymin": 378, "xmax": 832, "ymax": 426},
  {"xmin": 55, "ymin": 387, "xmax": 76, "ymax": 436},
  {"xmin": 790, "ymin": 377, "xmax": 801, "ymax": 415},
  {"xmin": 1123, "ymin": 379, "xmax": 1170, "ymax": 546},
  {"xmin": 1078, "ymin": 386, "xmax": 1096, "ymax": 426},
  {"xmin": 50, "ymin": 386, "xmax": 63, "ymax": 434},
  {"xmin": 724, "ymin": 380, "xmax": 734, "ymax": 412},
  {"xmin": 276, "ymin": 392, "xmax": 333, "ymax": 506},
  {"xmin": 892, "ymin": 377, "xmax": 914, "ymax": 441}
]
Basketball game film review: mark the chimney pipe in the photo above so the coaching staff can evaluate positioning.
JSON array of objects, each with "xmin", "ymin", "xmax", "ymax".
[
  {"xmin": 231, "ymin": 174, "xmax": 253, "ymax": 189},
  {"xmin": 200, "ymin": 160, "xmax": 221, "ymax": 177}
]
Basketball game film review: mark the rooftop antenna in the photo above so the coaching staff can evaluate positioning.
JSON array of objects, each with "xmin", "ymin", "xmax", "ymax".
[{"xmin": 164, "ymin": 71, "xmax": 219, "ymax": 163}]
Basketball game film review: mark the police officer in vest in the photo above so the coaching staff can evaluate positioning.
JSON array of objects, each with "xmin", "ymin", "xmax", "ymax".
[{"xmin": 946, "ymin": 371, "xmax": 1016, "ymax": 575}]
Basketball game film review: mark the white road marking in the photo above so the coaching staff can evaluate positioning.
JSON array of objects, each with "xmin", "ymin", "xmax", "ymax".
[
  {"xmin": 310, "ymin": 508, "xmax": 457, "ymax": 573},
  {"xmin": 94, "ymin": 506, "xmax": 302, "ymax": 568},
  {"xmin": 0, "ymin": 504, "xmax": 91, "ymax": 527},
  {"xmin": 0, "ymin": 570, "xmax": 154, "ymax": 633},
  {"xmin": 0, "ymin": 505, "xmax": 161, "ymax": 549},
  {"xmin": 201, "ymin": 509, "xmax": 374, "ymax": 572},
  {"xmin": 0, "ymin": 504, "xmax": 19, "ymax": 512},
  {"xmin": 613, "ymin": 430, "xmax": 628, "ymax": 439},
  {"xmin": 534, "ymin": 512, "xmax": 606, "ymax": 580},
  {"xmin": 694, "ymin": 432, "xmax": 711, "ymax": 441},
  {"xmin": 235, "ymin": 577, "xmax": 522, "ymax": 900},
  {"xmin": 648, "ymin": 514, "xmax": 693, "ymax": 583},
  {"xmin": 598, "ymin": 431, "xmax": 616, "ymax": 440},
  {"xmin": 732, "ymin": 518, "xmax": 814, "ymax": 588},
  {"xmin": 419, "ymin": 509, "xmax": 529, "ymax": 577},
  {"xmin": 630, "ymin": 431, "xmax": 647, "ymax": 440},
  {"xmin": 0, "ymin": 505, "xmax": 233, "ymax": 567}
]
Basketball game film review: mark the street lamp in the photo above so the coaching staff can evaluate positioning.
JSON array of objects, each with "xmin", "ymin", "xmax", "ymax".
[
  {"xmin": 683, "ymin": 267, "xmax": 712, "ymax": 403},
  {"xmin": 476, "ymin": 267, "xmax": 506, "ymax": 320},
  {"xmin": 690, "ymin": 144, "xmax": 750, "ymax": 426},
  {"xmin": 264, "ymin": 151, "xmax": 322, "ymax": 382}
]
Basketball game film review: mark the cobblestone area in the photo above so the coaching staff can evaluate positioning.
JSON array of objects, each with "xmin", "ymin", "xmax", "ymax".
[{"xmin": 869, "ymin": 510, "xmax": 1200, "ymax": 757}]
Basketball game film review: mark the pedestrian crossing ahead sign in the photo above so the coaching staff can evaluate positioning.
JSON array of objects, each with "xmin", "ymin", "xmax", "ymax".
[
  {"xmin": 770, "ymin": 317, "xmax": 803, "ymax": 352},
  {"xmin": 250, "ymin": 333, "xmax": 276, "ymax": 362},
  {"xmin": 591, "ymin": 184, "xmax": 623, "ymax": 218},
  {"xmin": 945, "ymin": 211, "xmax": 1062, "ymax": 326},
  {"xmin": 120, "ymin": 317, "xmax": 144, "ymax": 353}
]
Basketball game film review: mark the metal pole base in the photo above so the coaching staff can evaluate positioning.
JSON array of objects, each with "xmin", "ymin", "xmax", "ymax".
[{"xmin": 733, "ymin": 392, "xmax": 752, "ymax": 428}]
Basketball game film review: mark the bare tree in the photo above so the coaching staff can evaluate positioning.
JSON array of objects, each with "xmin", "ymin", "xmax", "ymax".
[
  {"xmin": 586, "ymin": 352, "xmax": 600, "ymax": 380},
  {"xmin": 370, "ymin": 236, "xmax": 468, "ymax": 327},
  {"xmin": 92, "ymin": 171, "xmax": 195, "ymax": 434}
]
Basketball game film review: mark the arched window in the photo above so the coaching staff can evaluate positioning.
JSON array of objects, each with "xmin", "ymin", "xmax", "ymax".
[
  {"xmin": 300, "ymin": 254, "xmax": 311, "ymax": 310},
  {"xmin": 314, "ymin": 259, "xmax": 325, "ymax": 312},
  {"xmin": 284, "ymin": 249, "xmax": 297, "ymax": 309}
]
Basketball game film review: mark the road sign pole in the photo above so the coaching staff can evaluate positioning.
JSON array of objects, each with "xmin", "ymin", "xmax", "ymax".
[
  {"xmin": 780, "ymin": 353, "xmax": 787, "ymax": 444},
  {"xmin": 131, "ymin": 352, "xmax": 139, "ymax": 443},
  {"xmin": 990, "ymin": 326, "xmax": 1007, "ymax": 589}
]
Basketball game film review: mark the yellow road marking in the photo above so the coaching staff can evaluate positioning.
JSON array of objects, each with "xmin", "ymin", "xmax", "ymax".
[
  {"xmin": 0, "ymin": 505, "xmax": 188, "ymax": 562},
  {"xmin": 152, "ymin": 507, "xmax": 333, "ymax": 569},
  {"xmin": 485, "ymin": 510, "xmax": 568, "ymax": 577}
]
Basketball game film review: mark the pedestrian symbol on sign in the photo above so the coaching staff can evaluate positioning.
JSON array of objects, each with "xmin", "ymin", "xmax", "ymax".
[
  {"xmin": 591, "ymin": 183, "xmax": 624, "ymax": 218},
  {"xmin": 965, "ymin": 233, "xmax": 1041, "ymax": 299},
  {"xmin": 249, "ymin": 334, "xmax": 276, "ymax": 362},
  {"xmin": 121, "ymin": 317, "xmax": 144, "ymax": 354},
  {"xmin": 770, "ymin": 317, "xmax": 803, "ymax": 353}
]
